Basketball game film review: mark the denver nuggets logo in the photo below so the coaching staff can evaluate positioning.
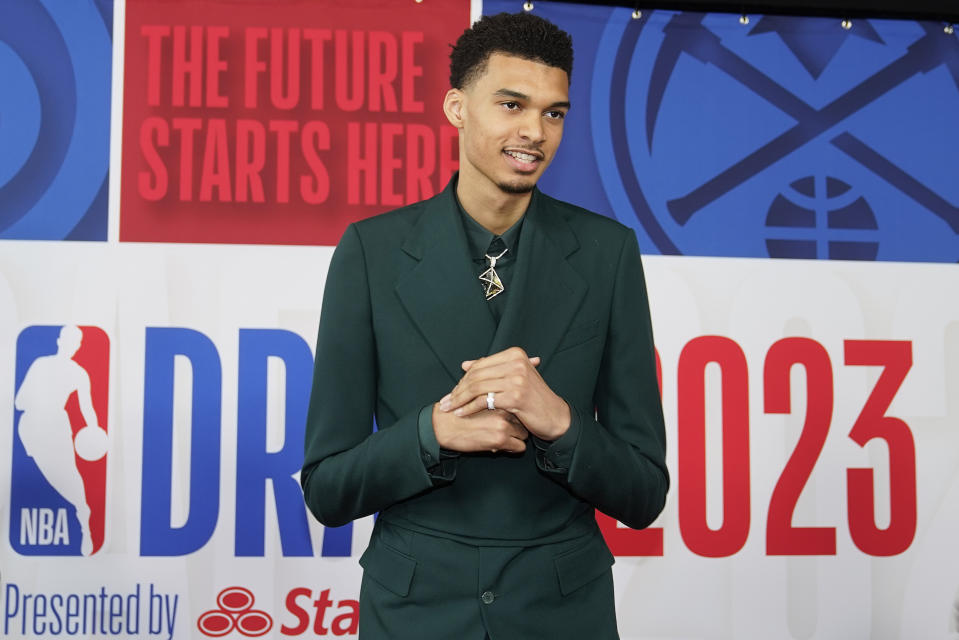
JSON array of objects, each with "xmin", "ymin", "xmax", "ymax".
[
  {"xmin": 590, "ymin": 10, "xmax": 959, "ymax": 262},
  {"xmin": 10, "ymin": 325, "xmax": 110, "ymax": 556}
]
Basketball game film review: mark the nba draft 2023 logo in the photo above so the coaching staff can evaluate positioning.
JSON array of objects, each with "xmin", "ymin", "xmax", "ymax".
[{"xmin": 10, "ymin": 325, "xmax": 110, "ymax": 556}]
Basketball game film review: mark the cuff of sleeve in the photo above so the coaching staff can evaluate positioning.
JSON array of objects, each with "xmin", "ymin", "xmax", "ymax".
[
  {"xmin": 417, "ymin": 404, "xmax": 458, "ymax": 484},
  {"xmin": 532, "ymin": 401, "xmax": 581, "ymax": 474}
]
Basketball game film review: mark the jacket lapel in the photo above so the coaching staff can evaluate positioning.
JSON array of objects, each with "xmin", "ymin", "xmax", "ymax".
[
  {"xmin": 490, "ymin": 190, "xmax": 587, "ymax": 365},
  {"xmin": 395, "ymin": 184, "xmax": 497, "ymax": 383}
]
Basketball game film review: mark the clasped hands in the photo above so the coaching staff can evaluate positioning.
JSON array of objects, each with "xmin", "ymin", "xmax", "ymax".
[{"xmin": 432, "ymin": 347, "xmax": 570, "ymax": 454}]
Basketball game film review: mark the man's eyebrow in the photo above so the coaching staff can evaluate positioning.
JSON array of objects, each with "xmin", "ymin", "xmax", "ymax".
[
  {"xmin": 494, "ymin": 88, "xmax": 528, "ymax": 100},
  {"xmin": 493, "ymin": 88, "xmax": 571, "ymax": 109}
]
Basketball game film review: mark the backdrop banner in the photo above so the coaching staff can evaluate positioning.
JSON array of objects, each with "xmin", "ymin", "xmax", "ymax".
[
  {"xmin": 119, "ymin": 0, "xmax": 464, "ymax": 245},
  {"xmin": 2, "ymin": 244, "xmax": 957, "ymax": 638},
  {"xmin": 2, "ymin": 1, "xmax": 958, "ymax": 639}
]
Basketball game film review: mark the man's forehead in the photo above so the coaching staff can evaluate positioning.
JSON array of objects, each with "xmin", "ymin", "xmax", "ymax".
[
  {"xmin": 465, "ymin": 53, "xmax": 570, "ymax": 101},
  {"xmin": 472, "ymin": 52, "xmax": 569, "ymax": 85}
]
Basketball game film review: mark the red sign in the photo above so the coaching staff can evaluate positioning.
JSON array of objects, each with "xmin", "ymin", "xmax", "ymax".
[{"xmin": 121, "ymin": 0, "xmax": 466, "ymax": 245}]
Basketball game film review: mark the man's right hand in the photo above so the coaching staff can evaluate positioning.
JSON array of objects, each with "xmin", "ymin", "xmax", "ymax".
[{"xmin": 432, "ymin": 402, "xmax": 529, "ymax": 453}]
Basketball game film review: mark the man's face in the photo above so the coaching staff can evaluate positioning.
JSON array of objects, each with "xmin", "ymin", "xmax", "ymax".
[{"xmin": 446, "ymin": 52, "xmax": 570, "ymax": 196}]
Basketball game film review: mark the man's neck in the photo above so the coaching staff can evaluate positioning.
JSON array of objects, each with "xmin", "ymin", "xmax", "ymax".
[{"xmin": 456, "ymin": 177, "xmax": 532, "ymax": 236}]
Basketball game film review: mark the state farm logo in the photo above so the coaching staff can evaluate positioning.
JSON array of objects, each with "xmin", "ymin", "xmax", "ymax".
[
  {"xmin": 198, "ymin": 585, "xmax": 359, "ymax": 637},
  {"xmin": 197, "ymin": 587, "xmax": 272, "ymax": 637}
]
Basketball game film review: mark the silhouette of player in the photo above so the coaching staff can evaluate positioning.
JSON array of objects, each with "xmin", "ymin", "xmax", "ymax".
[{"xmin": 14, "ymin": 326, "xmax": 101, "ymax": 555}]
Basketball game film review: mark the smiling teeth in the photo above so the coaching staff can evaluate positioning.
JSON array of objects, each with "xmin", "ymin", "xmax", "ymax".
[{"xmin": 506, "ymin": 150, "xmax": 537, "ymax": 162}]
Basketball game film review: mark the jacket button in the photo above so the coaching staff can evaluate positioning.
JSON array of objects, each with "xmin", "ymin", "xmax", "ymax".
[{"xmin": 481, "ymin": 590, "xmax": 495, "ymax": 605}]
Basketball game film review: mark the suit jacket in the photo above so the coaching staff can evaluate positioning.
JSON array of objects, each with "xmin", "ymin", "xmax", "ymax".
[{"xmin": 301, "ymin": 178, "xmax": 668, "ymax": 638}]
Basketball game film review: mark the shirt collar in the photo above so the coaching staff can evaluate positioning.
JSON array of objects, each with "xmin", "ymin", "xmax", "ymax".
[{"xmin": 455, "ymin": 191, "xmax": 525, "ymax": 261}]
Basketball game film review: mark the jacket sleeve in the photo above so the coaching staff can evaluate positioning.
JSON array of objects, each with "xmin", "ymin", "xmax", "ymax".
[
  {"xmin": 534, "ymin": 230, "xmax": 669, "ymax": 530},
  {"xmin": 300, "ymin": 224, "xmax": 438, "ymax": 527}
]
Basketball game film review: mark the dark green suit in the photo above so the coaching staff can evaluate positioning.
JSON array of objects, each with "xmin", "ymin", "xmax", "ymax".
[{"xmin": 302, "ymin": 178, "xmax": 668, "ymax": 639}]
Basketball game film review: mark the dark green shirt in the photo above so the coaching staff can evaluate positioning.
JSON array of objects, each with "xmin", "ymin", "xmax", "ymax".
[{"xmin": 457, "ymin": 197, "xmax": 524, "ymax": 325}]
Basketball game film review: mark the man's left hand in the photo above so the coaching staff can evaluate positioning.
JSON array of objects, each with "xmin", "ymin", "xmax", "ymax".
[{"xmin": 439, "ymin": 347, "xmax": 570, "ymax": 441}]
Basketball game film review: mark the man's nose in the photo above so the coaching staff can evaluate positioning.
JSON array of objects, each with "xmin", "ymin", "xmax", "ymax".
[{"xmin": 517, "ymin": 113, "xmax": 545, "ymax": 143}]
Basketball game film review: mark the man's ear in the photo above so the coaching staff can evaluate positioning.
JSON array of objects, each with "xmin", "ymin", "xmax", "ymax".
[{"xmin": 443, "ymin": 89, "xmax": 465, "ymax": 128}]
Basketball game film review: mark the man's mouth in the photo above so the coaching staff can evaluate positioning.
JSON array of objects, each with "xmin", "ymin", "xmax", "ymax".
[{"xmin": 503, "ymin": 149, "xmax": 542, "ymax": 172}]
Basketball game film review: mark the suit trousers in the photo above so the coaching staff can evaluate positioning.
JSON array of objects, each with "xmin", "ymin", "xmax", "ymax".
[{"xmin": 358, "ymin": 519, "xmax": 619, "ymax": 640}]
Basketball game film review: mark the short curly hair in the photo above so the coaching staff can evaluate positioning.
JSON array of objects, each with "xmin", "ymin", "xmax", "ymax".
[{"xmin": 449, "ymin": 12, "xmax": 573, "ymax": 89}]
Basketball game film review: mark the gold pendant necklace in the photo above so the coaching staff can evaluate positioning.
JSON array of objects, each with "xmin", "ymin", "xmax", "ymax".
[{"xmin": 479, "ymin": 247, "xmax": 508, "ymax": 300}]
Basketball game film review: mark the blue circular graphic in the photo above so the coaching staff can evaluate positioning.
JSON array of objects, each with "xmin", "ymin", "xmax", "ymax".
[
  {"xmin": 0, "ymin": 0, "xmax": 111, "ymax": 240},
  {"xmin": 0, "ymin": 42, "xmax": 41, "ymax": 190}
]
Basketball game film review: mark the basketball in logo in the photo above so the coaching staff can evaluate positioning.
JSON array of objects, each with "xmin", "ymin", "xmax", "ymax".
[{"xmin": 765, "ymin": 175, "xmax": 878, "ymax": 259}]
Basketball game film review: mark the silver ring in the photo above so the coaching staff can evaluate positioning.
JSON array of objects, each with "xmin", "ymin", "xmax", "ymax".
[{"xmin": 487, "ymin": 392, "xmax": 495, "ymax": 411}]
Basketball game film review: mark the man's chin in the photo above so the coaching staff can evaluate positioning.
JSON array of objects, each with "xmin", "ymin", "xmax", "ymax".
[{"xmin": 496, "ymin": 179, "xmax": 536, "ymax": 195}]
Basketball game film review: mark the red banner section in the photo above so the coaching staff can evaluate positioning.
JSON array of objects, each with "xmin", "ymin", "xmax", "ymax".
[{"xmin": 121, "ymin": 0, "xmax": 466, "ymax": 245}]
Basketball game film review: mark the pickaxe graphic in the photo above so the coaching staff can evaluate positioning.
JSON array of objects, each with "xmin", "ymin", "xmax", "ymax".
[{"xmin": 639, "ymin": 14, "xmax": 959, "ymax": 234}]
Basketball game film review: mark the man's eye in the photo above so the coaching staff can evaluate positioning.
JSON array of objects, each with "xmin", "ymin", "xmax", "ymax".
[
  {"xmin": 545, "ymin": 110, "xmax": 566, "ymax": 120},
  {"xmin": 503, "ymin": 101, "xmax": 520, "ymax": 110}
]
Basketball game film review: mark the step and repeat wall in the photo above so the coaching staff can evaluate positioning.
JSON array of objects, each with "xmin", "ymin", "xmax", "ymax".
[{"xmin": 1, "ymin": 0, "xmax": 958, "ymax": 637}]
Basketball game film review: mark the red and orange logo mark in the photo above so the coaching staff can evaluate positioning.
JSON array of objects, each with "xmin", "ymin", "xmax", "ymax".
[{"xmin": 197, "ymin": 587, "xmax": 272, "ymax": 637}]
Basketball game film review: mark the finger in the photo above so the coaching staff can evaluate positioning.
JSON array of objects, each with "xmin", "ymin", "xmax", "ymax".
[
  {"xmin": 483, "ymin": 409, "xmax": 528, "ymax": 433},
  {"xmin": 472, "ymin": 412, "xmax": 528, "ymax": 452},
  {"xmin": 455, "ymin": 360, "xmax": 524, "ymax": 392},
  {"xmin": 474, "ymin": 391, "xmax": 526, "ymax": 419},
  {"xmin": 463, "ymin": 354, "xmax": 538, "ymax": 372},
  {"xmin": 458, "ymin": 359, "xmax": 518, "ymax": 383},
  {"xmin": 494, "ymin": 428, "xmax": 529, "ymax": 452},
  {"xmin": 505, "ymin": 411, "xmax": 525, "ymax": 427},
  {"xmin": 451, "ymin": 359, "xmax": 509, "ymax": 406},
  {"xmin": 506, "ymin": 421, "xmax": 529, "ymax": 440},
  {"xmin": 449, "ymin": 358, "xmax": 536, "ymax": 407},
  {"xmin": 441, "ymin": 384, "xmax": 504, "ymax": 413},
  {"xmin": 453, "ymin": 392, "xmax": 505, "ymax": 417},
  {"xmin": 442, "ymin": 377, "xmax": 509, "ymax": 413},
  {"xmin": 501, "ymin": 437, "xmax": 527, "ymax": 453},
  {"xmin": 460, "ymin": 346, "xmax": 529, "ymax": 371}
]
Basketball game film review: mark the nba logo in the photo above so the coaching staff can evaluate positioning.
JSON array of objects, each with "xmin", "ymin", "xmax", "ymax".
[{"xmin": 10, "ymin": 325, "xmax": 110, "ymax": 556}]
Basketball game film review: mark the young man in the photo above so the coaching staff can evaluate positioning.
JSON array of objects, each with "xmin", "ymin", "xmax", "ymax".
[{"xmin": 302, "ymin": 12, "xmax": 668, "ymax": 639}]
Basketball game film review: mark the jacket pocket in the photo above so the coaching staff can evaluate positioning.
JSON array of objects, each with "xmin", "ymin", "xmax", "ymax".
[
  {"xmin": 554, "ymin": 320, "xmax": 600, "ymax": 354},
  {"xmin": 553, "ymin": 533, "xmax": 615, "ymax": 596},
  {"xmin": 359, "ymin": 539, "xmax": 417, "ymax": 597}
]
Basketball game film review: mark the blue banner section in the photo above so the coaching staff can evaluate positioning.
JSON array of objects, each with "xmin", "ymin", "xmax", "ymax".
[
  {"xmin": 0, "ymin": 0, "xmax": 112, "ymax": 240},
  {"xmin": 486, "ymin": 2, "xmax": 959, "ymax": 262}
]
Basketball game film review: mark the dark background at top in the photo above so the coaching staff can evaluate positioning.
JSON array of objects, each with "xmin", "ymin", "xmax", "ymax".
[{"xmin": 548, "ymin": 0, "xmax": 959, "ymax": 21}]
